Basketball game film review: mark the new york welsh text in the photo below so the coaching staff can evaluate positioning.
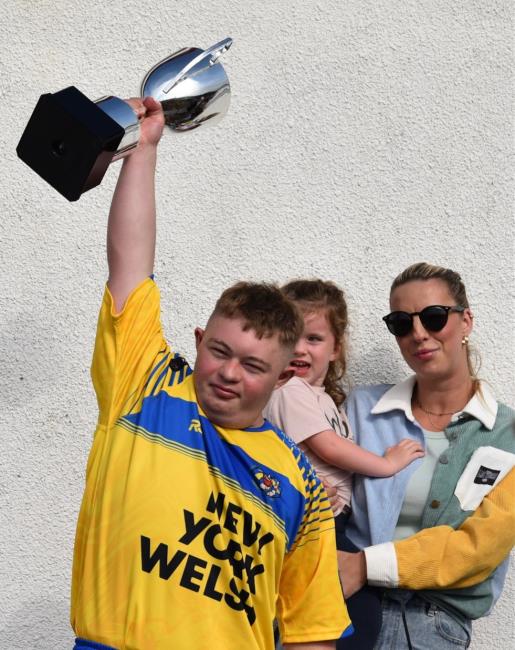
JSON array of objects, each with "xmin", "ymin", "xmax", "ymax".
[{"xmin": 141, "ymin": 491, "xmax": 275, "ymax": 624}]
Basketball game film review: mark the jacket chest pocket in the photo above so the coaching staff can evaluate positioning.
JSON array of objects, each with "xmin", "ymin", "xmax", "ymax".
[{"xmin": 454, "ymin": 446, "xmax": 515, "ymax": 511}]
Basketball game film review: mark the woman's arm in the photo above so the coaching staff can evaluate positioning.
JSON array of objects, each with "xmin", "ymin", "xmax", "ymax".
[
  {"xmin": 304, "ymin": 429, "xmax": 424, "ymax": 477},
  {"xmin": 347, "ymin": 469, "xmax": 515, "ymax": 592}
]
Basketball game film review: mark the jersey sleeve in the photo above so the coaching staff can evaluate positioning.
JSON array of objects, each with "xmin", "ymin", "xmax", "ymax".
[
  {"xmin": 365, "ymin": 468, "xmax": 515, "ymax": 590},
  {"xmin": 265, "ymin": 382, "xmax": 330, "ymax": 444},
  {"xmin": 91, "ymin": 277, "xmax": 171, "ymax": 428},
  {"xmin": 276, "ymin": 466, "xmax": 352, "ymax": 643}
]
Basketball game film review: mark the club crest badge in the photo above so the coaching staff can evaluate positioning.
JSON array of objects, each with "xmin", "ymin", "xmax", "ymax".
[{"xmin": 253, "ymin": 468, "xmax": 281, "ymax": 498}]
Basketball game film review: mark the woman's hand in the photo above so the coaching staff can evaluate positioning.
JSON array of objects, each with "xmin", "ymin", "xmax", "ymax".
[
  {"xmin": 125, "ymin": 96, "xmax": 165, "ymax": 149},
  {"xmin": 338, "ymin": 550, "xmax": 367, "ymax": 598},
  {"xmin": 384, "ymin": 438, "xmax": 424, "ymax": 473}
]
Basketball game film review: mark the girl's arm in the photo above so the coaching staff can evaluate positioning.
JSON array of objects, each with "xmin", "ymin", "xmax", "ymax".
[{"xmin": 303, "ymin": 429, "xmax": 424, "ymax": 477}]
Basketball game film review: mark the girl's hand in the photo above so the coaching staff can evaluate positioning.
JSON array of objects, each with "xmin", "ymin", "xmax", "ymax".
[
  {"xmin": 384, "ymin": 438, "xmax": 425, "ymax": 473},
  {"xmin": 321, "ymin": 478, "xmax": 342, "ymax": 516},
  {"xmin": 125, "ymin": 97, "xmax": 165, "ymax": 148}
]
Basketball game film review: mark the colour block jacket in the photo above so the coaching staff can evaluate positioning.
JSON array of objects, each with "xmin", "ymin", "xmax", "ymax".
[{"xmin": 345, "ymin": 377, "xmax": 515, "ymax": 622}]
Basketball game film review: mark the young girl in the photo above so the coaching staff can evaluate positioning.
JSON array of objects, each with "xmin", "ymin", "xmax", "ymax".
[{"xmin": 264, "ymin": 279, "xmax": 424, "ymax": 650}]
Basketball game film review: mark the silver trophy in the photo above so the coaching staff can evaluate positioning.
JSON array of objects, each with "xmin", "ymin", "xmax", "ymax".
[{"xmin": 16, "ymin": 38, "xmax": 233, "ymax": 201}]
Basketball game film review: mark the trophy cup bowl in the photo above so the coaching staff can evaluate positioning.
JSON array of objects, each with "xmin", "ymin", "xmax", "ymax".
[
  {"xmin": 16, "ymin": 38, "xmax": 233, "ymax": 201},
  {"xmin": 141, "ymin": 38, "xmax": 232, "ymax": 132}
]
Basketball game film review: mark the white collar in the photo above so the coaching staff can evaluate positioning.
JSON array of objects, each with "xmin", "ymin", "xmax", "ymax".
[{"xmin": 371, "ymin": 376, "xmax": 498, "ymax": 430}]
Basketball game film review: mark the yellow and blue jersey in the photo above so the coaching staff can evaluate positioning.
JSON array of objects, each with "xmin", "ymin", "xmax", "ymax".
[{"xmin": 71, "ymin": 278, "xmax": 351, "ymax": 649}]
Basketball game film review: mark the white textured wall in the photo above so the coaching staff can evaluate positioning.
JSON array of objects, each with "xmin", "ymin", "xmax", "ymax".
[{"xmin": 1, "ymin": 1, "xmax": 513, "ymax": 648}]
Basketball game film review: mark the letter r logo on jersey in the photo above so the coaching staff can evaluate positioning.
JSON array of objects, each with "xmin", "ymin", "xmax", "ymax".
[{"xmin": 189, "ymin": 419, "xmax": 202, "ymax": 433}]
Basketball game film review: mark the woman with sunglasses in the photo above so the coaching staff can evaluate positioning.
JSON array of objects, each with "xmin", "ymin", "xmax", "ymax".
[{"xmin": 337, "ymin": 262, "xmax": 514, "ymax": 650}]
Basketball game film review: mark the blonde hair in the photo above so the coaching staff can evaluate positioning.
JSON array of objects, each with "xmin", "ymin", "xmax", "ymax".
[
  {"xmin": 390, "ymin": 262, "xmax": 480, "ymax": 385},
  {"xmin": 212, "ymin": 281, "xmax": 303, "ymax": 348},
  {"xmin": 281, "ymin": 279, "xmax": 348, "ymax": 407}
]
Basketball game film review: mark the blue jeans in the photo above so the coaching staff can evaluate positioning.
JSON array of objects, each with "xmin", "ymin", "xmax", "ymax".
[{"xmin": 375, "ymin": 590, "xmax": 471, "ymax": 649}]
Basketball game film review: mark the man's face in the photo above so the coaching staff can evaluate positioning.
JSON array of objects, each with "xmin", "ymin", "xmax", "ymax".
[{"xmin": 193, "ymin": 315, "xmax": 292, "ymax": 429}]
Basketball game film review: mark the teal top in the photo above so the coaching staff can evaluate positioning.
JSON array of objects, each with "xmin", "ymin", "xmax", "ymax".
[{"xmin": 393, "ymin": 429, "xmax": 449, "ymax": 541}]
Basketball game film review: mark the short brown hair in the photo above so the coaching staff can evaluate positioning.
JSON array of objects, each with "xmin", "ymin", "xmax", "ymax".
[
  {"xmin": 282, "ymin": 279, "xmax": 349, "ymax": 407},
  {"xmin": 212, "ymin": 281, "xmax": 303, "ymax": 348}
]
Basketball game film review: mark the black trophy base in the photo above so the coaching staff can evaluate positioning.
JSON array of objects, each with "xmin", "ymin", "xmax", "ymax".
[{"xmin": 16, "ymin": 86, "xmax": 125, "ymax": 201}]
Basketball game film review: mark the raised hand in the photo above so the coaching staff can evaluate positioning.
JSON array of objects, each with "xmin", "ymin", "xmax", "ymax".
[{"xmin": 125, "ymin": 96, "xmax": 165, "ymax": 149}]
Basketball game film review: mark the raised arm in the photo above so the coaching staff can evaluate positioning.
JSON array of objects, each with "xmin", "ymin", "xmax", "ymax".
[
  {"xmin": 304, "ymin": 430, "xmax": 424, "ymax": 477},
  {"xmin": 107, "ymin": 97, "xmax": 165, "ymax": 312}
]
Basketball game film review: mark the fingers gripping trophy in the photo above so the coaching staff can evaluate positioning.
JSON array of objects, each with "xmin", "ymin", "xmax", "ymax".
[{"xmin": 16, "ymin": 38, "xmax": 233, "ymax": 201}]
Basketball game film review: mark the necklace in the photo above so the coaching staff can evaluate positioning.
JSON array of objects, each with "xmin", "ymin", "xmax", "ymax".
[
  {"xmin": 413, "ymin": 384, "xmax": 474, "ymax": 430},
  {"xmin": 414, "ymin": 391, "xmax": 461, "ymax": 431},
  {"xmin": 414, "ymin": 398, "xmax": 456, "ymax": 417}
]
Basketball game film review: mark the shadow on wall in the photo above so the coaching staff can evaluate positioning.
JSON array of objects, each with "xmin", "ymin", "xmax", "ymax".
[
  {"xmin": 0, "ymin": 307, "xmax": 76, "ymax": 410},
  {"xmin": 0, "ymin": 598, "xmax": 74, "ymax": 649},
  {"xmin": 347, "ymin": 344, "xmax": 409, "ymax": 391}
]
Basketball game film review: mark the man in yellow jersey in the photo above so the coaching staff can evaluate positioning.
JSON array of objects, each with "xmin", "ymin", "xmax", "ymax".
[{"xmin": 70, "ymin": 97, "xmax": 352, "ymax": 650}]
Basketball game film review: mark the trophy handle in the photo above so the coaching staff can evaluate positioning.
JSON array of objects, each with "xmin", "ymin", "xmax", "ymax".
[{"xmin": 161, "ymin": 37, "xmax": 233, "ymax": 93}]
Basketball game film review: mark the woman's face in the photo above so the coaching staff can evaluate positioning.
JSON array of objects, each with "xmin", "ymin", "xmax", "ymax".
[{"xmin": 389, "ymin": 278, "xmax": 473, "ymax": 382}]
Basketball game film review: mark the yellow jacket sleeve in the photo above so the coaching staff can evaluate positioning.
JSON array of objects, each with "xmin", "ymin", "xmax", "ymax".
[{"xmin": 395, "ymin": 469, "xmax": 515, "ymax": 590}]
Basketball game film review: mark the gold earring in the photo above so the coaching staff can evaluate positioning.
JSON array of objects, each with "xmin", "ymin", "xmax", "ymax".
[{"xmin": 462, "ymin": 336, "xmax": 469, "ymax": 345}]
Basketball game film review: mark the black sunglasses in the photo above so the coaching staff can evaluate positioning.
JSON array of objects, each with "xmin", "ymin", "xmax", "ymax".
[{"xmin": 383, "ymin": 305, "xmax": 465, "ymax": 337}]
